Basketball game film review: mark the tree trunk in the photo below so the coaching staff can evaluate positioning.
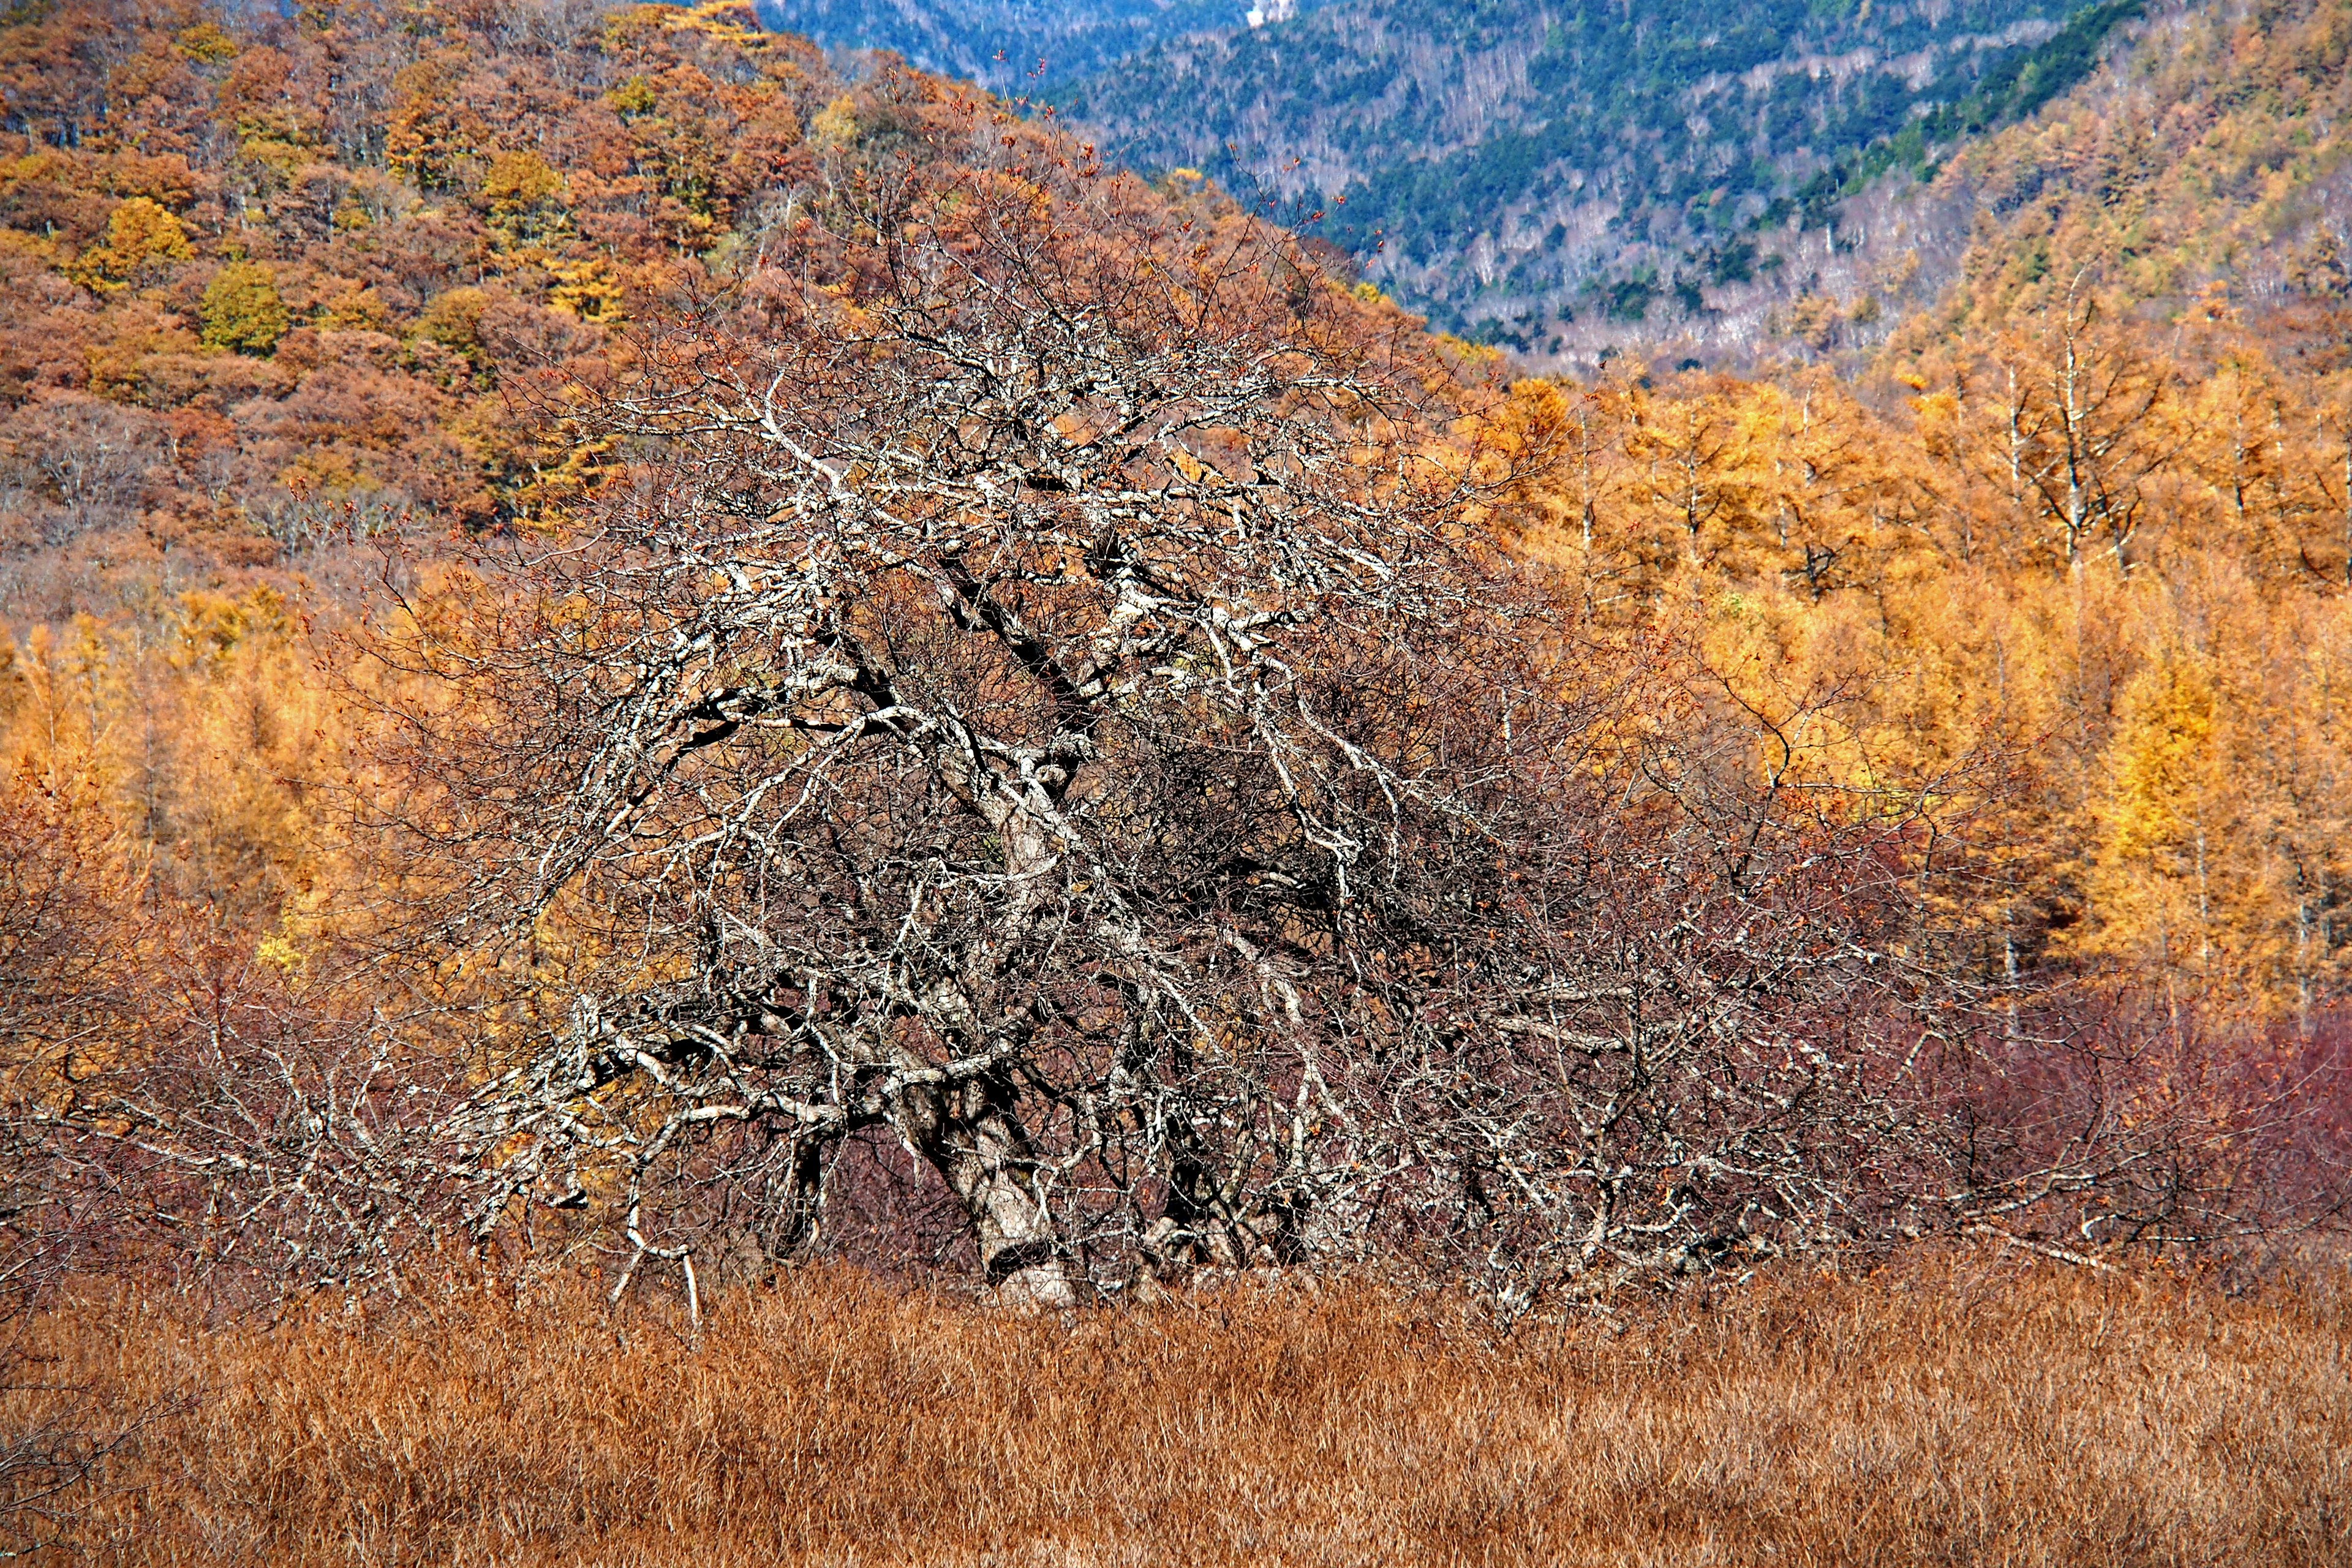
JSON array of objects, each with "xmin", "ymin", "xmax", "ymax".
[{"xmin": 894, "ymin": 1073, "xmax": 1076, "ymax": 1306}]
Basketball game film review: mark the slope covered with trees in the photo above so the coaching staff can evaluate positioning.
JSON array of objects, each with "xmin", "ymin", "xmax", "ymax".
[
  {"xmin": 0, "ymin": 0, "xmax": 869, "ymax": 620},
  {"xmin": 1052, "ymin": 0, "xmax": 2136, "ymax": 344},
  {"xmin": 1742, "ymin": 0, "xmax": 2352, "ymax": 366},
  {"xmin": 1915, "ymin": 0, "xmax": 2352, "ymax": 334},
  {"xmin": 753, "ymin": 0, "xmax": 1267, "ymax": 90}
]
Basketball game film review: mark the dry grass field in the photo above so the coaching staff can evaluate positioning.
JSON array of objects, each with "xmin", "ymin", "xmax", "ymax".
[{"xmin": 12, "ymin": 1252, "xmax": 2349, "ymax": 1566}]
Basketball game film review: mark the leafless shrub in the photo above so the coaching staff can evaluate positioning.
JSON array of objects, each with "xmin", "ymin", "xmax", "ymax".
[
  {"xmin": 1, "ymin": 767, "xmax": 466, "ymax": 1319},
  {"xmin": 0, "ymin": 772, "xmax": 144, "ymax": 1553},
  {"xmin": 243, "ymin": 484, "xmax": 412, "ymax": 552},
  {"xmin": 1943, "ymin": 996, "xmax": 2352, "ymax": 1267}
]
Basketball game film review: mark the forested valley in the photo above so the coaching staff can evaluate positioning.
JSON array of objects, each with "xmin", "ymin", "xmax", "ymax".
[{"xmin": 2, "ymin": 0, "xmax": 2350, "ymax": 1559}]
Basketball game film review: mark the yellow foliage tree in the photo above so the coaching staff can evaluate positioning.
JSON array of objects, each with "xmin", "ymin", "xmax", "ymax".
[
  {"xmin": 385, "ymin": 55, "xmax": 485, "ymax": 191},
  {"xmin": 200, "ymin": 261, "xmax": 290, "ymax": 355},
  {"xmin": 69, "ymin": 196, "xmax": 192, "ymax": 290},
  {"xmin": 2083, "ymin": 652, "xmax": 2220, "ymax": 983},
  {"xmin": 480, "ymin": 150, "xmax": 567, "ymax": 248}
]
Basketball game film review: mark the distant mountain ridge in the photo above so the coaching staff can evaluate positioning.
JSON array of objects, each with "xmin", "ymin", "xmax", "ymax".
[
  {"xmin": 741, "ymin": 0, "xmax": 2350, "ymax": 373},
  {"xmin": 753, "ymin": 0, "xmax": 1283, "ymax": 89},
  {"xmin": 1051, "ymin": 0, "xmax": 2143, "ymax": 346}
]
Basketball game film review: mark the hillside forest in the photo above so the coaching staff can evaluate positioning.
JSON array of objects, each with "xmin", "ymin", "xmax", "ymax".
[
  {"xmin": 1, "ymin": 0, "xmax": 2351, "ymax": 1557},
  {"xmin": 1054, "ymin": 0, "xmax": 2352, "ymax": 363},
  {"xmin": 1055, "ymin": 0, "xmax": 2098, "ymax": 338},
  {"xmin": 753, "ymin": 0, "xmax": 1262, "ymax": 91}
]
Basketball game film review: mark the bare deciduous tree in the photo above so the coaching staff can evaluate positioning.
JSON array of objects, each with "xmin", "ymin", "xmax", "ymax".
[
  {"xmin": 334, "ymin": 161, "xmax": 2034, "ymax": 1307},
  {"xmin": 1981, "ymin": 278, "xmax": 2181, "ymax": 574}
]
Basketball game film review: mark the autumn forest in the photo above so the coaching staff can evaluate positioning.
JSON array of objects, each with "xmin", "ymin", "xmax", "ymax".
[{"xmin": 2, "ymin": 0, "xmax": 2351, "ymax": 1559}]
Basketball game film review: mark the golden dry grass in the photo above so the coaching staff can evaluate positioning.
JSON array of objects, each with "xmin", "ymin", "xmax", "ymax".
[{"xmin": 22, "ymin": 1254, "xmax": 2352, "ymax": 1566}]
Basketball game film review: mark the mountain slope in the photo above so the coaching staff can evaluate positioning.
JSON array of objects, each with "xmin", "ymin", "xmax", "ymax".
[
  {"xmin": 1920, "ymin": 0, "xmax": 2352, "ymax": 335},
  {"xmin": 753, "ymin": 0, "xmax": 1268, "ymax": 89},
  {"xmin": 1054, "ymin": 0, "xmax": 2139, "ymax": 342}
]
